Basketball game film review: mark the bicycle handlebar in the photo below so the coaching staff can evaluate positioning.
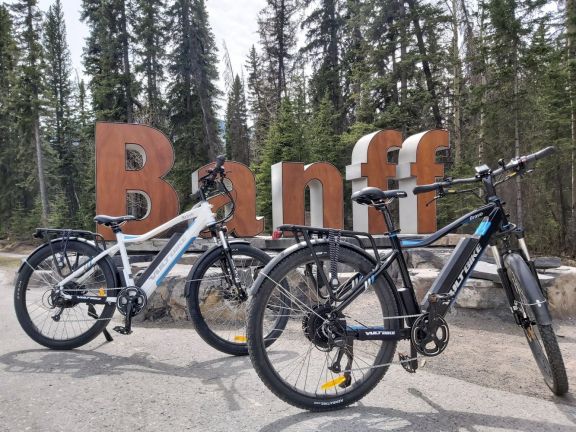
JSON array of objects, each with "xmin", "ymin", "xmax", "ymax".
[
  {"xmin": 206, "ymin": 154, "xmax": 226, "ymax": 181},
  {"xmin": 413, "ymin": 146, "xmax": 555, "ymax": 195},
  {"xmin": 491, "ymin": 146, "xmax": 555, "ymax": 176}
]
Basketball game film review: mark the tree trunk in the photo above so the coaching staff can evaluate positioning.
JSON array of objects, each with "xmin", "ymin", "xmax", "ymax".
[
  {"xmin": 567, "ymin": 0, "xmax": 576, "ymax": 222},
  {"xmin": 451, "ymin": 0, "xmax": 462, "ymax": 165},
  {"xmin": 406, "ymin": 0, "xmax": 442, "ymax": 128},
  {"xmin": 513, "ymin": 43, "xmax": 523, "ymax": 226},
  {"xmin": 34, "ymin": 116, "xmax": 49, "ymax": 223},
  {"xmin": 119, "ymin": 0, "xmax": 133, "ymax": 123}
]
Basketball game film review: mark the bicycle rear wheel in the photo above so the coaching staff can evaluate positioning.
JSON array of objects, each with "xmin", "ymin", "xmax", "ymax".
[
  {"xmin": 186, "ymin": 243, "xmax": 270, "ymax": 356},
  {"xmin": 505, "ymin": 253, "xmax": 568, "ymax": 395},
  {"xmin": 247, "ymin": 242, "xmax": 399, "ymax": 411},
  {"xmin": 14, "ymin": 239, "xmax": 118, "ymax": 349}
]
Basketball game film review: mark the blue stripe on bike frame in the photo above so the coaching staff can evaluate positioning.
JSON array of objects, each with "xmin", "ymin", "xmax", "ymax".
[
  {"xmin": 155, "ymin": 236, "xmax": 197, "ymax": 286},
  {"xmin": 400, "ymin": 239, "xmax": 425, "ymax": 247},
  {"xmin": 474, "ymin": 221, "xmax": 491, "ymax": 236}
]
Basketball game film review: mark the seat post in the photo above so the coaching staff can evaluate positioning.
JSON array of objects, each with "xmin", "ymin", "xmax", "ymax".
[{"xmin": 377, "ymin": 204, "xmax": 398, "ymax": 234}]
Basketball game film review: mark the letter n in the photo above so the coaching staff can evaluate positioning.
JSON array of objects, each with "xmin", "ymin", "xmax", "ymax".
[
  {"xmin": 95, "ymin": 122, "xmax": 179, "ymax": 240},
  {"xmin": 271, "ymin": 162, "xmax": 343, "ymax": 229}
]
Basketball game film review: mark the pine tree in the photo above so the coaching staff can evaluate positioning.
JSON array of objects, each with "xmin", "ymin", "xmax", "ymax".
[
  {"xmin": 10, "ymin": 0, "xmax": 49, "ymax": 225},
  {"xmin": 301, "ymin": 0, "xmax": 343, "ymax": 121},
  {"xmin": 225, "ymin": 75, "xmax": 250, "ymax": 164},
  {"xmin": 255, "ymin": 97, "xmax": 303, "ymax": 228},
  {"xmin": 0, "ymin": 5, "xmax": 19, "ymax": 235},
  {"xmin": 133, "ymin": 0, "xmax": 166, "ymax": 127},
  {"xmin": 306, "ymin": 94, "xmax": 342, "ymax": 167},
  {"xmin": 81, "ymin": 0, "xmax": 138, "ymax": 122},
  {"xmin": 166, "ymin": 0, "xmax": 221, "ymax": 206},
  {"xmin": 44, "ymin": 0, "xmax": 82, "ymax": 225},
  {"xmin": 245, "ymin": 45, "xmax": 272, "ymax": 162},
  {"xmin": 258, "ymin": 0, "xmax": 298, "ymax": 108}
]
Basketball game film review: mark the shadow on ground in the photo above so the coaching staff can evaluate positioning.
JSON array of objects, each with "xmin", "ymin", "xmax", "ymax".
[{"xmin": 259, "ymin": 388, "xmax": 576, "ymax": 432}]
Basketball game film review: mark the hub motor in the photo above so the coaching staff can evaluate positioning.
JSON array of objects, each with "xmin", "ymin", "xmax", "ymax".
[{"xmin": 302, "ymin": 304, "xmax": 346, "ymax": 351}]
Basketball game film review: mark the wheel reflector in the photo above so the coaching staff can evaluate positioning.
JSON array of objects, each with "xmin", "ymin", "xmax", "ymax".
[
  {"xmin": 234, "ymin": 335, "xmax": 247, "ymax": 342},
  {"xmin": 320, "ymin": 376, "xmax": 346, "ymax": 390},
  {"xmin": 98, "ymin": 287, "xmax": 106, "ymax": 297}
]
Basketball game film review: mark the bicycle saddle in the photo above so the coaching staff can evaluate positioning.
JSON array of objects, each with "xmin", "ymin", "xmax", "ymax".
[
  {"xmin": 93, "ymin": 215, "xmax": 137, "ymax": 226},
  {"xmin": 351, "ymin": 187, "xmax": 407, "ymax": 205}
]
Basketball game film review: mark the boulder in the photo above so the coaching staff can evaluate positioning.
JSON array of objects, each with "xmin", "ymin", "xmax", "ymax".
[
  {"xmin": 409, "ymin": 268, "xmax": 438, "ymax": 303},
  {"xmin": 134, "ymin": 265, "xmax": 189, "ymax": 322},
  {"xmin": 455, "ymin": 279, "xmax": 507, "ymax": 309},
  {"xmin": 539, "ymin": 266, "xmax": 576, "ymax": 318}
]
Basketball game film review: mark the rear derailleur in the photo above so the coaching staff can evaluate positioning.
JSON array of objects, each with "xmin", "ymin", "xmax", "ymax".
[{"xmin": 113, "ymin": 287, "xmax": 148, "ymax": 335}]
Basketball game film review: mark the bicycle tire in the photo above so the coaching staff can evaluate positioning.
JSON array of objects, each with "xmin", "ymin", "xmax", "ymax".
[
  {"xmin": 186, "ymin": 243, "xmax": 271, "ymax": 356},
  {"xmin": 247, "ymin": 242, "xmax": 399, "ymax": 411},
  {"xmin": 504, "ymin": 253, "xmax": 569, "ymax": 395},
  {"xmin": 14, "ymin": 239, "xmax": 118, "ymax": 349}
]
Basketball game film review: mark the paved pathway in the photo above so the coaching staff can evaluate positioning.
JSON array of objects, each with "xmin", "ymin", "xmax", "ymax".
[{"xmin": 0, "ymin": 265, "xmax": 574, "ymax": 432}]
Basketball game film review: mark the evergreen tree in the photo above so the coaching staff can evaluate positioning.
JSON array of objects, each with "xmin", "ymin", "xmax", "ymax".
[
  {"xmin": 10, "ymin": 0, "xmax": 49, "ymax": 226},
  {"xmin": 133, "ymin": 0, "xmax": 166, "ymax": 127},
  {"xmin": 306, "ymin": 93, "xmax": 342, "ymax": 167},
  {"xmin": 0, "ymin": 5, "xmax": 19, "ymax": 235},
  {"xmin": 258, "ymin": 0, "xmax": 298, "ymax": 108},
  {"xmin": 44, "ymin": 0, "xmax": 82, "ymax": 225},
  {"xmin": 225, "ymin": 75, "xmax": 250, "ymax": 164},
  {"xmin": 81, "ymin": 0, "xmax": 138, "ymax": 122},
  {"xmin": 255, "ymin": 97, "xmax": 304, "ymax": 228},
  {"xmin": 245, "ymin": 45, "xmax": 273, "ymax": 162},
  {"xmin": 301, "ymin": 0, "xmax": 343, "ymax": 119},
  {"xmin": 166, "ymin": 0, "xmax": 221, "ymax": 206}
]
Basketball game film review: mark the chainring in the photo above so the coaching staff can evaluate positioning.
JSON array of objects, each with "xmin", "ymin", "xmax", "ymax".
[
  {"xmin": 411, "ymin": 313, "xmax": 450, "ymax": 357},
  {"xmin": 116, "ymin": 287, "xmax": 147, "ymax": 317}
]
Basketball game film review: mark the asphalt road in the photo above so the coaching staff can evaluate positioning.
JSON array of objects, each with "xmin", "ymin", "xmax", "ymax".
[{"xmin": 0, "ymin": 262, "xmax": 575, "ymax": 432}]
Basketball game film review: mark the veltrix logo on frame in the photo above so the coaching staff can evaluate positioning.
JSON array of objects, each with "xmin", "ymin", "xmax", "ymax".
[{"xmin": 95, "ymin": 122, "xmax": 448, "ymax": 240}]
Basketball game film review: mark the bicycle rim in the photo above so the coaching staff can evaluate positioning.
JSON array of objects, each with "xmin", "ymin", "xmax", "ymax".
[{"xmin": 250, "ymin": 245, "xmax": 398, "ymax": 407}]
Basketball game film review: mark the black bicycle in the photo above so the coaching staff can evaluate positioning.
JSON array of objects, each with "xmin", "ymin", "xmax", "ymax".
[{"xmin": 246, "ymin": 147, "xmax": 569, "ymax": 411}]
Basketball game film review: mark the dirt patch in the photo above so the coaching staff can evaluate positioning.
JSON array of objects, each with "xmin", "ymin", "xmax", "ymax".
[{"xmin": 420, "ymin": 308, "xmax": 576, "ymax": 406}]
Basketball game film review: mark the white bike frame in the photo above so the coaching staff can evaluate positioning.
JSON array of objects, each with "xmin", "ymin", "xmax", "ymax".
[{"xmin": 55, "ymin": 200, "xmax": 216, "ymax": 302}]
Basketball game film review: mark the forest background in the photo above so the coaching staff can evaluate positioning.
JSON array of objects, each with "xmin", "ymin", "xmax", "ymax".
[{"xmin": 0, "ymin": 0, "xmax": 575, "ymax": 256}]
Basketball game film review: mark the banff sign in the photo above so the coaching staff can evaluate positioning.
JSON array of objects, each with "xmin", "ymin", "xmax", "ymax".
[{"xmin": 95, "ymin": 122, "xmax": 448, "ymax": 239}]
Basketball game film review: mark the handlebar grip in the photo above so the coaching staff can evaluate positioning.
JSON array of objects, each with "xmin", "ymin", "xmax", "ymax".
[
  {"xmin": 214, "ymin": 154, "xmax": 225, "ymax": 171},
  {"xmin": 206, "ymin": 155, "xmax": 226, "ymax": 180},
  {"xmin": 413, "ymin": 183, "xmax": 442, "ymax": 195},
  {"xmin": 523, "ymin": 146, "xmax": 555, "ymax": 164}
]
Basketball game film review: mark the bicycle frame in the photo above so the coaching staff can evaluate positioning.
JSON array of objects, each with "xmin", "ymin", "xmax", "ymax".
[
  {"xmin": 54, "ymin": 201, "xmax": 216, "ymax": 303},
  {"xmin": 278, "ymin": 199, "xmax": 511, "ymax": 343}
]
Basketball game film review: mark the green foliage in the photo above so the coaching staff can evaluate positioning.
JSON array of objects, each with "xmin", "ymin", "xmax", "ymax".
[
  {"xmin": 166, "ymin": 0, "xmax": 221, "ymax": 208},
  {"xmin": 255, "ymin": 97, "xmax": 304, "ymax": 229},
  {"xmin": 225, "ymin": 75, "xmax": 250, "ymax": 164}
]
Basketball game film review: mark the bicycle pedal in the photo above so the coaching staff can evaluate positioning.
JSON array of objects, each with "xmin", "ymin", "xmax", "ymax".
[
  {"xmin": 113, "ymin": 326, "xmax": 132, "ymax": 335},
  {"xmin": 398, "ymin": 352, "xmax": 426, "ymax": 373}
]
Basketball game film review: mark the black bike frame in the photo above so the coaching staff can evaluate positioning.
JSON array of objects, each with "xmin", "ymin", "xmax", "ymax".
[{"xmin": 279, "ymin": 197, "xmax": 511, "ymax": 343}]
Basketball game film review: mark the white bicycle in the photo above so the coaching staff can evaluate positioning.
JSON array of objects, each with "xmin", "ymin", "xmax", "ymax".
[{"xmin": 14, "ymin": 156, "xmax": 270, "ymax": 355}]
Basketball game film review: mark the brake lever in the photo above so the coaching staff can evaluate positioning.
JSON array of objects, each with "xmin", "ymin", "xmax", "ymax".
[{"xmin": 425, "ymin": 193, "xmax": 444, "ymax": 207}]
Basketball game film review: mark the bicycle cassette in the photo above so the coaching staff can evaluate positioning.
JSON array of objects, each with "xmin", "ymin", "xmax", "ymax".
[
  {"xmin": 116, "ymin": 287, "xmax": 147, "ymax": 317},
  {"xmin": 411, "ymin": 313, "xmax": 450, "ymax": 357}
]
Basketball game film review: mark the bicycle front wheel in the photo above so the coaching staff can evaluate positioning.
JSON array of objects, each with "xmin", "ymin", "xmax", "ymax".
[
  {"xmin": 505, "ymin": 253, "xmax": 569, "ymax": 395},
  {"xmin": 186, "ymin": 243, "xmax": 270, "ymax": 356},
  {"xmin": 14, "ymin": 239, "xmax": 118, "ymax": 349},
  {"xmin": 247, "ymin": 242, "xmax": 399, "ymax": 411}
]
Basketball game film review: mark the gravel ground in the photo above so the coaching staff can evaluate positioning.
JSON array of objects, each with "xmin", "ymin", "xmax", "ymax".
[{"xmin": 0, "ymin": 261, "xmax": 575, "ymax": 432}]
